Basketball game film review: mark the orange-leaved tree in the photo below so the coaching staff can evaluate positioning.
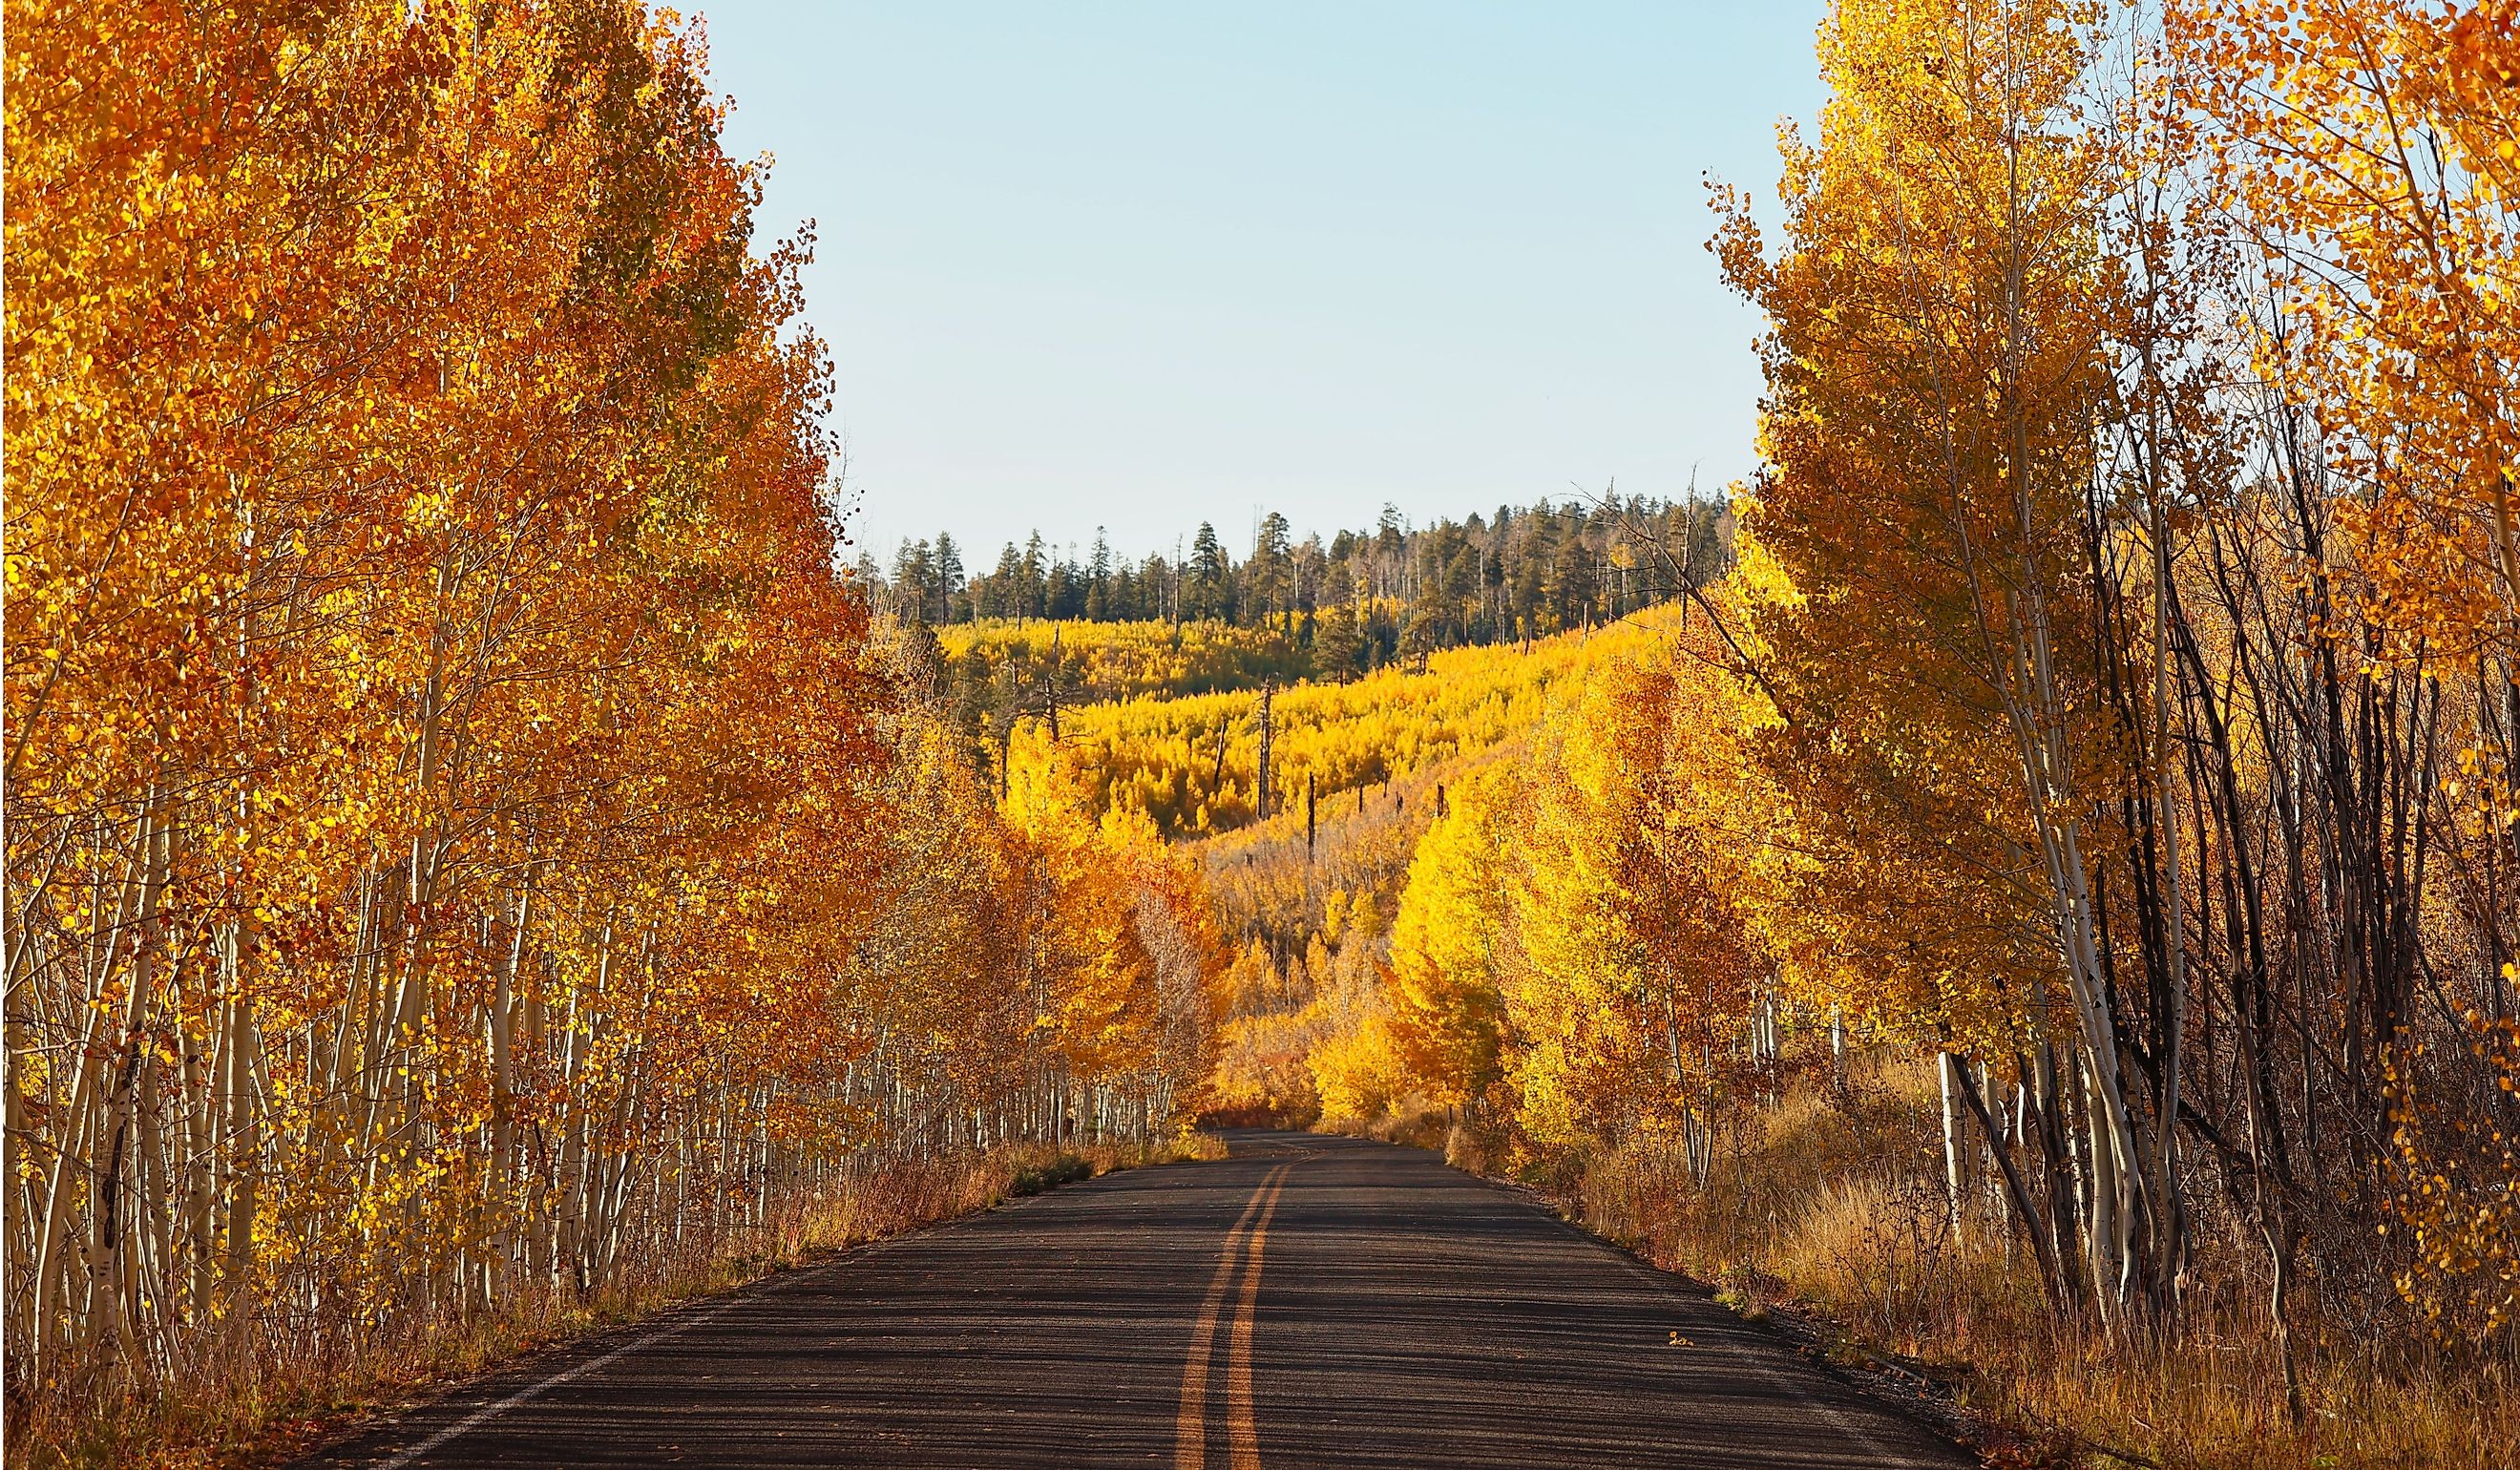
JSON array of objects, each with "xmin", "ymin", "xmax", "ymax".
[{"xmin": 1713, "ymin": 0, "xmax": 2180, "ymax": 1324}]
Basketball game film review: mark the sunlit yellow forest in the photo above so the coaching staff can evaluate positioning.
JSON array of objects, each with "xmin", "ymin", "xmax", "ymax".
[
  {"xmin": 1013, "ymin": 625, "xmax": 1631, "ymax": 837},
  {"xmin": 10, "ymin": 0, "xmax": 2520, "ymax": 1466},
  {"xmin": 936, "ymin": 619, "xmax": 1312, "ymax": 705}
]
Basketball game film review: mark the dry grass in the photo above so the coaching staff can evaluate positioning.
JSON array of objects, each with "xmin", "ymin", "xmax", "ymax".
[
  {"xmin": 1531, "ymin": 1059, "xmax": 2519, "ymax": 1470},
  {"xmin": 11, "ymin": 1135, "xmax": 1221, "ymax": 1470}
]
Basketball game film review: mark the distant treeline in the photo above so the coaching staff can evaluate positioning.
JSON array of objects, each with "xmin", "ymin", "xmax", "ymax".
[{"xmin": 865, "ymin": 495, "xmax": 1733, "ymax": 664}]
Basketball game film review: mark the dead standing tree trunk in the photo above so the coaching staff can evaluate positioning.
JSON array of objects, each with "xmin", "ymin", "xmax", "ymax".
[{"xmin": 1255, "ymin": 682, "xmax": 1274, "ymax": 822}]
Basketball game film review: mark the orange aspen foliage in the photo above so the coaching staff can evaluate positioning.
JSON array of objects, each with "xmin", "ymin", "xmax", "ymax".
[
  {"xmin": 3, "ymin": 2, "xmax": 1221, "ymax": 1444},
  {"xmin": 2174, "ymin": 0, "xmax": 2520, "ymax": 662}
]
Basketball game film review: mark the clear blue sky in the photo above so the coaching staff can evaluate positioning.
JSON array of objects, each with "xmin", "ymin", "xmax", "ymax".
[{"xmin": 693, "ymin": 2, "xmax": 1830, "ymax": 565}]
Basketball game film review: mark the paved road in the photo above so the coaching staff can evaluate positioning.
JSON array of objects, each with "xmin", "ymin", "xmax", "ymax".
[{"xmin": 302, "ymin": 1131, "xmax": 1971, "ymax": 1468}]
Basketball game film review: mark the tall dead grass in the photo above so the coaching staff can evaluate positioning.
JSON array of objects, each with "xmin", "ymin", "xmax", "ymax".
[
  {"xmin": 13, "ymin": 1137, "xmax": 1219, "ymax": 1470},
  {"xmin": 1546, "ymin": 1059, "xmax": 2517, "ymax": 1469}
]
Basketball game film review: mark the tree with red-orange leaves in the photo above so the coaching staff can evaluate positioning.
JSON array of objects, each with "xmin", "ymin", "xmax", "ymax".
[{"xmin": 3, "ymin": 0, "xmax": 916, "ymax": 1413}]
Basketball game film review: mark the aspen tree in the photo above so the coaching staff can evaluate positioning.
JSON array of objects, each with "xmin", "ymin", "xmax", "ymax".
[{"xmin": 1715, "ymin": 0, "xmax": 2174, "ymax": 1323}]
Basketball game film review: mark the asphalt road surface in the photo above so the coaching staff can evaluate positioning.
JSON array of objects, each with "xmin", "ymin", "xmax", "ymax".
[{"xmin": 301, "ymin": 1130, "xmax": 1972, "ymax": 1468}]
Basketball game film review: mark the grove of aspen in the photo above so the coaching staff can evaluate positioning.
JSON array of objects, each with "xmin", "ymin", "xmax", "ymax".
[{"xmin": 7, "ymin": 1, "xmax": 2518, "ymax": 1466}]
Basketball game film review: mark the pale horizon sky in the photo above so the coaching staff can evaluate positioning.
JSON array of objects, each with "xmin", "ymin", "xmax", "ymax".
[{"xmin": 694, "ymin": 2, "xmax": 1831, "ymax": 566}]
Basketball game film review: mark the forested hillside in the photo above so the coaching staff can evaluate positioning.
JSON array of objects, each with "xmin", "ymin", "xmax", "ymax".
[
  {"xmin": 934, "ymin": 619, "xmax": 1309, "ymax": 702},
  {"xmin": 872, "ymin": 494, "xmax": 1733, "ymax": 660},
  {"xmin": 1007, "ymin": 625, "xmax": 1633, "ymax": 837}
]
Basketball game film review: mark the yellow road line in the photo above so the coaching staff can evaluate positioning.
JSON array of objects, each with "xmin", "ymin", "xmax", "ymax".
[
  {"xmin": 1225, "ymin": 1169, "xmax": 1290, "ymax": 1470},
  {"xmin": 1175, "ymin": 1165, "xmax": 1290, "ymax": 1470}
]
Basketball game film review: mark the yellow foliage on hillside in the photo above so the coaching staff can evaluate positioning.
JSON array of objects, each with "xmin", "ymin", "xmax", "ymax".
[
  {"xmin": 1009, "ymin": 620, "xmax": 1670, "ymax": 839},
  {"xmin": 937, "ymin": 618, "xmax": 1310, "ymax": 703},
  {"xmin": 1382, "ymin": 763, "xmax": 1518, "ymax": 1111}
]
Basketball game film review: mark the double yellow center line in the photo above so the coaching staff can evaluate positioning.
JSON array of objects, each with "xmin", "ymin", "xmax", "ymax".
[{"xmin": 1175, "ymin": 1163, "xmax": 1294, "ymax": 1470}]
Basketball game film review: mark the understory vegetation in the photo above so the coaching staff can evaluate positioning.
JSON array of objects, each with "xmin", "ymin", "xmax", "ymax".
[{"xmin": 1567, "ymin": 1060, "xmax": 2519, "ymax": 1469}]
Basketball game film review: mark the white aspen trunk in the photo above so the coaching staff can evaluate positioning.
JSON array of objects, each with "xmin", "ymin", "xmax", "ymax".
[
  {"xmin": 136, "ymin": 1047, "xmax": 174, "ymax": 1373},
  {"xmin": 345, "ymin": 863, "xmax": 399, "ymax": 1183},
  {"xmin": 1940, "ymin": 1052, "xmax": 1975, "ymax": 1245},
  {"xmin": 2048, "ymin": 809, "xmax": 2142, "ymax": 1323},
  {"xmin": 32, "ymin": 943, "xmax": 111, "ymax": 1361},
  {"xmin": 1980, "ymin": 1059, "xmax": 2013, "ymax": 1234},
  {"xmin": 713, "ymin": 1069, "xmax": 735, "ymax": 1244},
  {"xmin": 490, "ymin": 885, "xmax": 527, "ymax": 1291},
  {"xmin": 2083, "ymin": 1050, "xmax": 2128, "ymax": 1308},
  {"xmin": 219, "ymin": 990, "xmax": 261, "ymax": 1315},
  {"xmin": 1683, "ymin": 1107, "xmax": 1714, "ymax": 1192},
  {"xmin": 91, "ymin": 799, "xmax": 169, "ymax": 1372},
  {"xmin": 178, "ymin": 965, "xmax": 215, "ymax": 1325},
  {"xmin": 4, "ymin": 957, "xmax": 39, "ymax": 1349},
  {"xmin": 31, "ymin": 814, "xmax": 151, "ymax": 1361}
]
